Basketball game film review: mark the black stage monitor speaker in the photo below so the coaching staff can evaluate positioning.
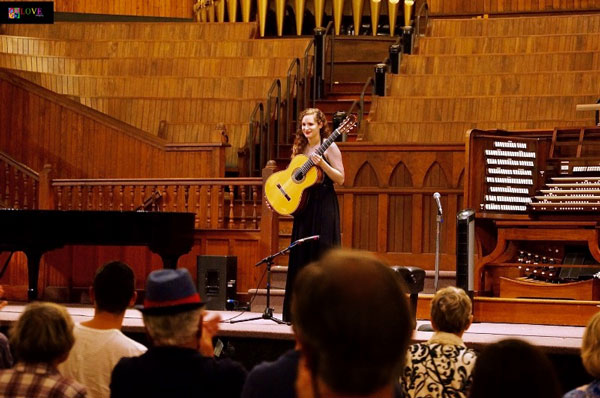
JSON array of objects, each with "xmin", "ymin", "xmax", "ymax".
[
  {"xmin": 197, "ymin": 255, "xmax": 237, "ymax": 310},
  {"xmin": 456, "ymin": 209, "xmax": 475, "ymax": 298}
]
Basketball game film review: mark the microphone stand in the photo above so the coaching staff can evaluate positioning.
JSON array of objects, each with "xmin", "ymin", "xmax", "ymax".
[
  {"xmin": 417, "ymin": 199, "xmax": 443, "ymax": 332},
  {"xmin": 230, "ymin": 245, "xmax": 292, "ymax": 325},
  {"xmin": 434, "ymin": 208, "xmax": 442, "ymax": 292}
]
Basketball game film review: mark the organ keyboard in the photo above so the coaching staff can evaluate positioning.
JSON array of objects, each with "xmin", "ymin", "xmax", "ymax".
[{"xmin": 466, "ymin": 127, "xmax": 600, "ymax": 299}]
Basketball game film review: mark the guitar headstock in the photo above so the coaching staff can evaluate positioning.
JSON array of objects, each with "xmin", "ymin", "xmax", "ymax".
[{"xmin": 336, "ymin": 114, "xmax": 358, "ymax": 135}]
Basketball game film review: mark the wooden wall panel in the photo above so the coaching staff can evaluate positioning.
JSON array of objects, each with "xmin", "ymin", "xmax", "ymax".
[
  {"xmin": 1, "ymin": 22, "xmax": 257, "ymax": 41},
  {"xmin": 429, "ymin": 0, "xmax": 600, "ymax": 15},
  {"xmin": 339, "ymin": 143, "xmax": 464, "ymax": 270},
  {"xmin": 429, "ymin": 14, "xmax": 600, "ymax": 37},
  {"xmin": 52, "ymin": 0, "xmax": 196, "ymax": 19},
  {"xmin": 0, "ymin": 72, "xmax": 227, "ymax": 179}
]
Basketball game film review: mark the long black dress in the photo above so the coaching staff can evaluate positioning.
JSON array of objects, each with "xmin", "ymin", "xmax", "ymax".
[{"xmin": 282, "ymin": 161, "xmax": 341, "ymax": 322}]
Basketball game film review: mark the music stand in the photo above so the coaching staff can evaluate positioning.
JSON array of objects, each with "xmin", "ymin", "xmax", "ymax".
[{"xmin": 230, "ymin": 246, "xmax": 291, "ymax": 325}]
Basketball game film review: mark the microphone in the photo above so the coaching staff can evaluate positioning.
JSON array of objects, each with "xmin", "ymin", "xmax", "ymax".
[
  {"xmin": 433, "ymin": 192, "xmax": 443, "ymax": 216},
  {"xmin": 289, "ymin": 235, "xmax": 320, "ymax": 248}
]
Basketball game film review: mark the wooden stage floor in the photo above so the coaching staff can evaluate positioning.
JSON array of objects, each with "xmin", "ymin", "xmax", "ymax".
[{"xmin": 0, "ymin": 303, "xmax": 585, "ymax": 355}]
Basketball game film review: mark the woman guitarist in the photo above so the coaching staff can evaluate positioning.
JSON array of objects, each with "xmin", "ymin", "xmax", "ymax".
[{"xmin": 282, "ymin": 108, "xmax": 345, "ymax": 322}]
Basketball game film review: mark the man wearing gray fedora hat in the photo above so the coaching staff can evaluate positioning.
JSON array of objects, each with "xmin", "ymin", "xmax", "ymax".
[{"xmin": 110, "ymin": 268, "xmax": 247, "ymax": 398}]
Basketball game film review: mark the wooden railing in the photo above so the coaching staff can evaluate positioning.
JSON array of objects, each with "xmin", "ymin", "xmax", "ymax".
[
  {"xmin": 0, "ymin": 154, "xmax": 51, "ymax": 210},
  {"xmin": 0, "ymin": 152, "xmax": 262, "ymax": 230},
  {"xmin": 51, "ymin": 178, "xmax": 262, "ymax": 230}
]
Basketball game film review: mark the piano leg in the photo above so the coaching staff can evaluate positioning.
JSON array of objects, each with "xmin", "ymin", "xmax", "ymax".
[{"xmin": 26, "ymin": 250, "xmax": 42, "ymax": 301}]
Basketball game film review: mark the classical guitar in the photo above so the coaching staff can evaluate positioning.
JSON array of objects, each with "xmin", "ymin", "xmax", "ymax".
[{"xmin": 265, "ymin": 114, "xmax": 357, "ymax": 216}]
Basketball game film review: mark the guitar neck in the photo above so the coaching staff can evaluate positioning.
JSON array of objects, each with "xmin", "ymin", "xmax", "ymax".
[{"xmin": 297, "ymin": 128, "xmax": 342, "ymax": 175}]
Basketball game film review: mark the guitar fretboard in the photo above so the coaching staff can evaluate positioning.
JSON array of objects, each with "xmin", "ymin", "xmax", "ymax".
[{"xmin": 293, "ymin": 117, "xmax": 354, "ymax": 181}]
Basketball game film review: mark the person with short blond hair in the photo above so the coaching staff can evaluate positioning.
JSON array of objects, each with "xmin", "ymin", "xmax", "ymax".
[
  {"xmin": 401, "ymin": 286, "xmax": 476, "ymax": 398},
  {"xmin": 431, "ymin": 286, "xmax": 473, "ymax": 334},
  {"xmin": 563, "ymin": 311, "xmax": 600, "ymax": 398},
  {"xmin": 0, "ymin": 302, "xmax": 87, "ymax": 398}
]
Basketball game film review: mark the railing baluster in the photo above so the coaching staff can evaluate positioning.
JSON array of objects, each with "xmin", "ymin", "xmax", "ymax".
[
  {"xmin": 13, "ymin": 169, "xmax": 20, "ymax": 209},
  {"xmin": 173, "ymin": 185, "xmax": 179, "ymax": 212},
  {"xmin": 87, "ymin": 186, "xmax": 92, "ymax": 210},
  {"xmin": 130, "ymin": 185, "xmax": 135, "ymax": 211},
  {"xmin": 206, "ymin": 186, "xmax": 211, "ymax": 227},
  {"xmin": 184, "ymin": 185, "xmax": 190, "ymax": 213},
  {"xmin": 240, "ymin": 185, "xmax": 247, "ymax": 229},
  {"xmin": 252, "ymin": 186, "xmax": 258, "ymax": 228},
  {"xmin": 152, "ymin": 186, "xmax": 158, "ymax": 211},
  {"xmin": 99, "ymin": 186, "xmax": 104, "ymax": 210},
  {"xmin": 57, "ymin": 186, "xmax": 63, "ymax": 210},
  {"xmin": 68, "ymin": 187, "xmax": 74, "ymax": 210},
  {"xmin": 228, "ymin": 185, "xmax": 234, "ymax": 228},
  {"xmin": 22, "ymin": 174, "xmax": 28, "ymax": 209},
  {"xmin": 161, "ymin": 186, "xmax": 167, "ymax": 211},
  {"xmin": 108, "ymin": 186, "xmax": 114, "ymax": 210},
  {"xmin": 194, "ymin": 185, "xmax": 201, "ymax": 229},
  {"xmin": 218, "ymin": 186, "xmax": 224, "ymax": 228},
  {"xmin": 32, "ymin": 178, "xmax": 37, "ymax": 209},
  {"xmin": 119, "ymin": 185, "xmax": 124, "ymax": 211},
  {"xmin": 77, "ymin": 186, "xmax": 83, "ymax": 210},
  {"xmin": 140, "ymin": 185, "xmax": 146, "ymax": 210},
  {"xmin": 3, "ymin": 163, "xmax": 9, "ymax": 204}
]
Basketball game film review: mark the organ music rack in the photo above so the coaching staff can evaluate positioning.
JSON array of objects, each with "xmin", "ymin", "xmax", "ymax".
[{"xmin": 465, "ymin": 127, "xmax": 600, "ymax": 324}]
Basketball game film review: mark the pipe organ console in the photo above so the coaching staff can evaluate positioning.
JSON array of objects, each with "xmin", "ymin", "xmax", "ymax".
[{"xmin": 466, "ymin": 127, "xmax": 600, "ymax": 301}]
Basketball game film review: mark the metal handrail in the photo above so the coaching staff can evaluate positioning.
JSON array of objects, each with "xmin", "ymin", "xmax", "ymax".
[
  {"xmin": 248, "ymin": 102, "xmax": 264, "ymax": 176},
  {"xmin": 359, "ymin": 77, "xmax": 375, "ymax": 130},
  {"xmin": 413, "ymin": 0, "xmax": 429, "ymax": 52},
  {"xmin": 285, "ymin": 57, "xmax": 301, "ymax": 150},
  {"xmin": 303, "ymin": 39, "xmax": 315, "ymax": 110},
  {"xmin": 265, "ymin": 79, "xmax": 282, "ymax": 168},
  {"xmin": 322, "ymin": 21, "xmax": 335, "ymax": 95},
  {"xmin": 343, "ymin": 77, "xmax": 375, "ymax": 140}
]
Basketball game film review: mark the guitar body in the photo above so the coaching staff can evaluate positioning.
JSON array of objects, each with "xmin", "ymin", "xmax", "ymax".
[{"xmin": 265, "ymin": 154, "xmax": 321, "ymax": 216}]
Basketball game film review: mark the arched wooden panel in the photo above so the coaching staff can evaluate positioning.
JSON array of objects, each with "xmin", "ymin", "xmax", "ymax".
[
  {"xmin": 423, "ymin": 161, "xmax": 449, "ymax": 188},
  {"xmin": 422, "ymin": 162, "xmax": 451, "ymax": 253},
  {"xmin": 387, "ymin": 195, "xmax": 412, "ymax": 252},
  {"xmin": 353, "ymin": 194, "xmax": 378, "ymax": 251},
  {"xmin": 352, "ymin": 162, "xmax": 379, "ymax": 250},
  {"xmin": 388, "ymin": 161, "xmax": 413, "ymax": 253},
  {"xmin": 353, "ymin": 161, "xmax": 379, "ymax": 187},
  {"xmin": 389, "ymin": 161, "xmax": 413, "ymax": 187}
]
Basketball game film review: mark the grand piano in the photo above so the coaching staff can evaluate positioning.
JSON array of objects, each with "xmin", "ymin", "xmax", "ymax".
[
  {"xmin": 466, "ymin": 126, "xmax": 600, "ymax": 307},
  {"xmin": 0, "ymin": 209, "xmax": 196, "ymax": 300}
]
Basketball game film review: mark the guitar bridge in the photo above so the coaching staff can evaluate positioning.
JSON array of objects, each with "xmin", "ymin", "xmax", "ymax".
[{"xmin": 276, "ymin": 184, "xmax": 291, "ymax": 201}]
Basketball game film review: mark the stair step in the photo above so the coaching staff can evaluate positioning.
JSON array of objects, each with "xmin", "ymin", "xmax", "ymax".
[
  {"xmin": 331, "ymin": 82, "xmax": 367, "ymax": 93},
  {"xmin": 271, "ymin": 265, "xmax": 288, "ymax": 289},
  {"xmin": 248, "ymin": 288, "xmax": 285, "ymax": 313}
]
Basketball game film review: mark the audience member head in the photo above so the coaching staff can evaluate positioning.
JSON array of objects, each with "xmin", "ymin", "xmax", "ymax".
[
  {"xmin": 469, "ymin": 338, "xmax": 561, "ymax": 398},
  {"xmin": 430, "ymin": 286, "xmax": 472, "ymax": 335},
  {"xmin": 92, "ymin": 260, "xmax": 136, "ymax": 314},
  {"xmin": 10, "ymin": 302, "xmax": 75, "ymax": 365},
  {"xmin": 140, "ymin": 268, "xmax": 204, "ymax": 346},
  {"xmin": 581, "ymin": 311, "xmax": 600, "ymax": 379},
  {"xmin": 292, "ymin": 249, "xmax": 413, "ymax": 397}
]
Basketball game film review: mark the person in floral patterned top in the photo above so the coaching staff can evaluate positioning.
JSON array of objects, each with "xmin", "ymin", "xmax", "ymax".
[
  {"xmin": 564, "ymin": 311, "xmax": 600, "ymax": 398},
  {"xmin": 401, "ymin": 286, "xmax": 476, "ymax": 398}
]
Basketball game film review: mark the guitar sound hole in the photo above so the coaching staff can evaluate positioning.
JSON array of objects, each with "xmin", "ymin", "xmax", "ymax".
[{"xmin": 293, "ymin": 171, "xmax": 304, "ymax": 182}]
